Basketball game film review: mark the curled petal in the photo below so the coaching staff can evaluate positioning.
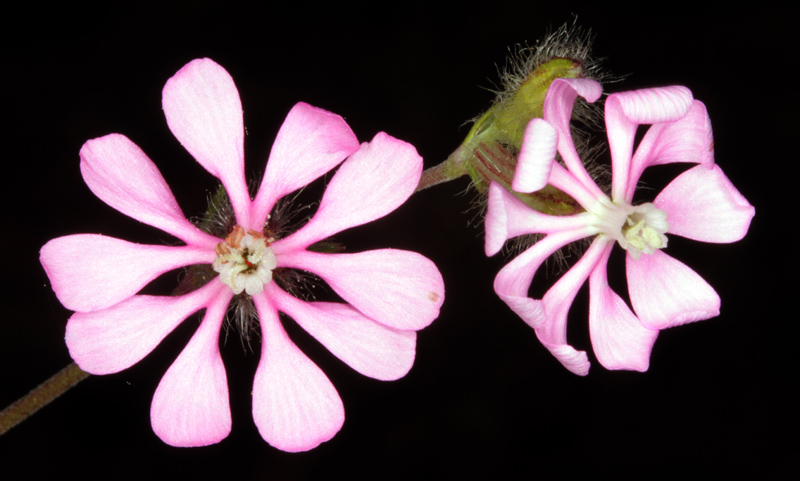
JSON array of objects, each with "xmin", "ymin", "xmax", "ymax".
[
  {"xmin": 80, "ymin": 134, "xmax": 218, "ymax": 248},
  {"xmin": 655, "ymin": 164, "xmax": 754, "ymax": 243},
  {"xmin": 40, "ymin": 235, "xmax": 215, "ymax": 312},
  {"xmin": 542, "ymin": 78, "xmax": 605, "ymax": 198},
  {"xmin": 627, "ymin": 250, "xmax": 720, "ymax": 329},
  {"xmin": 66, "ymin": 280, "xmax": 227, "ymax": 375},
  {"xmin": 268, "ymin": 284, "xmax": 416, "ymax": 381},
  {"xmin": 545, "ymin": 78, "xmax": 603, "ymax": 126},
  {"xmin": 251, "ymin": 102, "xmax": 360, "ymax": 229},
  {"xmin": 162, "ymin": 58, "xmax": 251, "ymax": 227},
  {"xmin": 150, "ymin": 288, "xmax": 233, "ymax": 447},
  {"xmin": 279, "ymin": 249, "xmax": 444, "ymax": 331},
  {"xmin": 275, "ymin": 133, "xmax": 421, "ymax": 253},
  {"xmin": 513, "ymin": 119, "xmax": 558, "ymax": 193},
  {"xmin": 605, "ymin": 86, "xmax": 694, "ymax": 200},
  {"xmin": 535, "ymin": 239, "xmax": 610, "ymax": 376},
  {"xmin": 484, "ymin": 183, "xmax": 511, "ymax": 256},
  {"xmin": 542, "ymin": 345, "xmax": 591, "ymax": 376},
  {"xmin": 607, "ymin": 86, "xmax": 693, "ymax": 125},
  {"xmin": 494, "ymin": 229, "xmax": 592, "ymax": 329},
  {"xmin": 625, "ymin": 101, "xmax": 715, "ymax": 199},
  {"xmin": 252, "ymin": 294, "xmax": 344, "ymax": 452},
  {"xmin": 485, "ymin": 182, "xmax": 597, "ymax": 256},
  {"xmin": 588, "ymin": 247, "xmax": 658, "ymax": 372}
]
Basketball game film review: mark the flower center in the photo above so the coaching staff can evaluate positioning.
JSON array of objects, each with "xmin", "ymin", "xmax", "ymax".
[
  {"xmin": 590, "ymin": 198, "xmax": 669, "ymax": 260},
  {"xmin": 213, "ymin": 225, "xmax": 277, "ymax": 295}
]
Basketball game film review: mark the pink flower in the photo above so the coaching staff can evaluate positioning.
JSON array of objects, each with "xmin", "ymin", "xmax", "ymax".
[
  {"xmin": 485, "ymin": 78, "xmax": 753, "ymax": 375},
  {"xmin": 40, "ymin": 58, "xmax": 444, "ymax": 450}
]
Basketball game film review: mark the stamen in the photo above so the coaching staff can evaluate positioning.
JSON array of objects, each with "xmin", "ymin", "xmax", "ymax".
[
  {"xmin": 213, "ymin": 225, "xmax": 277, "ymax": 295},
  {"xmin": 590, "ymin": 198, "xmax": 669, "ymax": 259},
  {"xmin": 224, "ymin": 225, "xmax": 246, "ymax": 249}
]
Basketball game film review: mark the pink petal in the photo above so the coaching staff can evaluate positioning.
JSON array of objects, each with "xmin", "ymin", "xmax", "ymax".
[
  {"xmin": 541, "ymin": 345, "xmax": 591, "ymax": 376},
  {"xmin": 493, "ymin": 229, "xmax": 593, "ymax": 329},
  {"xmin": 625, "ymin": 101, "xmax": 715, "ymax": 200},
  {"xmin": 267, "ymin": 284, "xmax": 415, "ymax": 381},
  {"xmin": 251, "ymin": 294, "xmax": 344, "ymax": 452},
  {"xmin": 588, "ymin": 247, "xmax": 658, "ymax": 372},
  {"xmin": 279, "ymin": 249, "xmax": 444, "ymax": 331},
  {"xmin": 40, "ymin": 234, "xmax": 215, "ymax": 312},
  {"xmin": 627, "ymin": 250, "xmax": 720, "ymax": 329},
  {"xmin": 250, "ymin": 102, "xmax": 360, "ymax": 230},
  {"xmin": 66, "ymin": 280, "xmax": 227, "ymax": 375},
  {"xmin": 535, "ymin": 239, "xmax": 610, "ymax": 376},
  {"xmin": 79, "ymin": 134, "xmax": 218, "ymax": 249},
  {"xmin": 150, "ymin": 287, "xmax": 233, "ymax": 447},
  {"xmin": 605, "ymin": 86, "xmax": 693, "ymax": 200},
  {"xmin": 547, "ymin": 161, "xmax": 606, "ymax": 211},
  {"xmin": 655, "ymin": 164, "xmax": 754, "ymax": 243},
  {"xmin": 485, "ymin": 182, "xmax": 597, "ymax": 256},
  {"xmin": 274, "ymin": 132, "xmax": 421, "ymax": 253},
  {"xmin": 542, "ymin": 78, "xmax": 605, "ymax": 199},
  {"xmin": 162, "ymin": 58, "xmax": 251, "ymax": 228},
  {"xmin": 512, "ymin": 119, "xmax": 558, "ymax": 193}
]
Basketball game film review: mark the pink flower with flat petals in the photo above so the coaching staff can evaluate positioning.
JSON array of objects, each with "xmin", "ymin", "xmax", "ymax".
[
  {"xmin": 40, "ymin": 58, "xmax": 444, "ymax": 450},
  {"xmin": 485, "ymin": 78, "xmax": 753, "ymax": 375}
]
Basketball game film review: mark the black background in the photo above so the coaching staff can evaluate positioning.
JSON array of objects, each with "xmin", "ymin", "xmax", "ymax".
[{"xmin": 2, "ymin": 2, "xmax": 793, "ymax": 479}]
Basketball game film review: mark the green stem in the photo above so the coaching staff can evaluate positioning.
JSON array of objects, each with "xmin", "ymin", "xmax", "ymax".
[
  {"xmin": 416, "ymin": 147, "xmax": 470, "ymax": 192},
  {"xmin": 416, "ymin": 163, "xmax": 456, "ymax": 191},
  {"xmin": 0, "ymin": 362, "xmax": 90, "ymax": 436}
]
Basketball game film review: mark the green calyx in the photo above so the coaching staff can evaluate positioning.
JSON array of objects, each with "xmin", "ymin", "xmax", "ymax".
[
  {"xmin": 438, "ymin": 58, "xmax": 585, "ymax": 216},
  {"xmin": 473, "ymin": 58, "xmax": 581, "ymax": 149}
]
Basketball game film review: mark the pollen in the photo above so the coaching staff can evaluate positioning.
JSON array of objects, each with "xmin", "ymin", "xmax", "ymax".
[{"xmin": 213, "ymin": 225, "xmax": 277, "ymax": 295}]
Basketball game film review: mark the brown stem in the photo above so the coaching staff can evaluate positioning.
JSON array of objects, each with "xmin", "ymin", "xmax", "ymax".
[{"xmin": 0, "ymin": 362, "xmax": 90, "ymax": 436}]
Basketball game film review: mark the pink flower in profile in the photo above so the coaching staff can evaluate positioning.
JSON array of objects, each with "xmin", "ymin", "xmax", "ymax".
[
  {"xmin": 485, "ymin": 78, "xmax": 753, "ymax": 375},
  {"xmin": 40, "ymin": 58, "xmax": 444, "ymax": 450}
]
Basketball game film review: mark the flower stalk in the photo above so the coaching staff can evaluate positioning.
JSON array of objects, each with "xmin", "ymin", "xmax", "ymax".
[{"xmin": 0, "ymin": 363, "xmax": 90, "ymax": 436}]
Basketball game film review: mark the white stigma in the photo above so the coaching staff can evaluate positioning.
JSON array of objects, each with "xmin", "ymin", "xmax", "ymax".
[
  {"xmin": 589, "ymin": 198, "xmax": 669, "ymax": 260},
  {"xmin": 213, "ymin": 226, "xmax": 277, "ymax": 295}
]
